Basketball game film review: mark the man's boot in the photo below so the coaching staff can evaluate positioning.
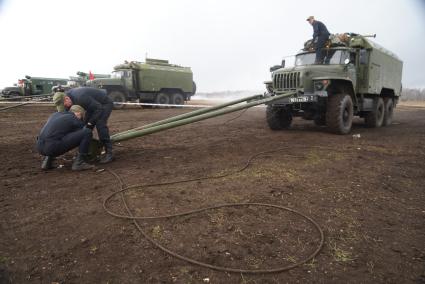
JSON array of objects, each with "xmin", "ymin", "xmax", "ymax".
[
  {"xmin": 100, "ymin": 142, "xmax": 114, "ymax": 164},
  {"xmin": 41, "ymin": 156, "xmax": 54, "ymax": 170},
  {"xmin": 72, "ymin": 154, "xmax": 94, "ymax": 171}
]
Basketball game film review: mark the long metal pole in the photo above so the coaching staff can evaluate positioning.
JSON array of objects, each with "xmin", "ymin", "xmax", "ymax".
[
  {"xmin": 111, "ymin": 94, "xmax": 264, "ymax": 139},
  {"xmin": 0, "ymin": 102, "xmax": 31, "ymax": 112},
  {"xmin": 111, "ymin": 92, "xmax": 294, "ymax": 143},
  {"xmin": 0, "ymin": 94, "xmax": 52, "ymax": 101}
]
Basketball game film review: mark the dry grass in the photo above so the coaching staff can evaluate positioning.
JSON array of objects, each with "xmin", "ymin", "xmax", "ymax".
[
  {"xmin": 151, "ymin": 225, "xmax": 163, "ymax": 240},
  {"xmin": 209, "ymin": 212, "xmax": 226, "ymax": 228},
  {"xmin": 329, "ymin": 241, "xmax": 353, "ymax": 262}
]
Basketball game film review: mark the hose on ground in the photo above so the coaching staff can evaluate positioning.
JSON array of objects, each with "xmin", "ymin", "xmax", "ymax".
[{"xmin": 104, "ymin": 147, "xmax": 325, "ymax": 273}]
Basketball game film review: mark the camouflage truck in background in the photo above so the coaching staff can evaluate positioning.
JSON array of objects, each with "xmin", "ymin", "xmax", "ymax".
[
  {"xmin": 51, "ymin": 72, "xmax": 111, "ymax": 93},
  {"xmin": 265, "ymin": 33, "xmax": 403, "ymax": 134},
  {"xmin": 87, "ymin": 58, "xmax": 196, "ymax": 109},
  {"xmin": 67, "ymin": 71, "xmax": 111, "ymax": 88},
  {"xmin": 1, "ymin": 76, "xmax": 68, "ymax": 98}
]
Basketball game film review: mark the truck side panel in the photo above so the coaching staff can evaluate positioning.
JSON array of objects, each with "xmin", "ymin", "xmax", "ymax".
[
  {"xmin": 137, "ymin": 66, "xmax": 193, "ymax": 93},
  {"xmin": 368, "ymin": 49, "xmax": 403, "ymax": 96}
]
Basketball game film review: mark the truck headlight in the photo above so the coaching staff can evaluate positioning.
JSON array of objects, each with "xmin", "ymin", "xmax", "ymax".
[
  {"xmin": 315, "ymin": 82, "xmax": 324, "ymax": 90},
  {"xmin": 315, "ymin": 80, "xmax": 329, "ymax": 91}
]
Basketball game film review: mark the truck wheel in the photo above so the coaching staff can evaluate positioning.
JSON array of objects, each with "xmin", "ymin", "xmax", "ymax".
[
  {"xmin": 365, "ymin": 97, "xmax": 384, "ymax": 128},
  {"xmin": 109, "ymin": 91, "xmax": 126, "ymax": 110},
  {"xmin": 266, "ymin": 105, "xmax": 292, "ymax": 130},
  {"xmin": 382, "ymin": 98, "xmax": 394, "ymax": 126},
  {"xmin": 172, "ymin": 93, "xmax": 185, "ymax": 105},
  {"xmin": 192, "ymin": 81, "xmax": 197, "ymax": 95},
  {"xmin": 155, "ymin": 93, "xmax": 170, "ymax": 106},
  {"xmin": 326, "ymin": 94, "xmax": 353, "ymax": 134}
]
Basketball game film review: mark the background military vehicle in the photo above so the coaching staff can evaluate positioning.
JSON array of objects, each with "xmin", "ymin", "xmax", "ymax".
[
  {"xmin": 87, "ymin": 58, "xmax": 196, "ymax": 109},
  {"xmin": 1, "ymin": 76, "xmax": 68, "ymax": 98},
  {"xmin": 51, "ymin": 72, "xmax": 111, "ymax": 93},
  {"xmin": 265, "ymin": 33, "xmax": 403, "ymax": 134},
  {"xmin": 67, "ymin": 71, "xmax": 111, "ymax": 88}
]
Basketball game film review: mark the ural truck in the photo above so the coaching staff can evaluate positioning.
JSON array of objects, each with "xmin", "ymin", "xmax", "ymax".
[
  {"xmin": 88, "ymin": 58, "xmax": 196, "ymax": 109},
  {"xmin": 1, "ymin": 76, "xmax": 68, "ymax": 98},
  {"xmin": 52, "ymin": 72, "xmax": 111, "ymax": 93},
  {"xmin": 265, "ymin": 33, "xmax": 403, "ymax": 134},
  {"xmin": 67, "ymin": 71, "xmax": 110, "ymax": 88}
]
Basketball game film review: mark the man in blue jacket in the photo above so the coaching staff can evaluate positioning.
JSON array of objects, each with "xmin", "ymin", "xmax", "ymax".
[
  {"xmin": 36, "ymin": 105, "xmax": 93, "ymax": 171},
  {"xmin": 62, "ymin": 87, "xmax": 114, "ymax": 164},
  {"xmin": 307, "ymin": 16, "xmax": 330, "ymax": 64}
]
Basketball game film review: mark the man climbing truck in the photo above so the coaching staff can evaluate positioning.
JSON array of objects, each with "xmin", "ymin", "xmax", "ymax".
[
  {"xmin": 265, "ymin": 33, "xmax": 403, "ymax": 134},
  {"xmin": 88, "ymin": 58, "xmax": 196, "ymax": 109}
]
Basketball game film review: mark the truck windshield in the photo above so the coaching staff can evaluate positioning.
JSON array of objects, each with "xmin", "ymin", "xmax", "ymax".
[
  {"xmin": 295, "ymin": 50, "xmax": 349, "ymax": 66},
  {"xmin": 111, "ymin": 71, "xmax": 124, "ymax": 79},
  {"xmin": 112, "ymin": 70, "xmax": 132, "ymax": 78}
]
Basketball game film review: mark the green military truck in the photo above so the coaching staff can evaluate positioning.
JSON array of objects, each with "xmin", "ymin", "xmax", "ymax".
[
  {"xmin": 1, "ymin": 76, "xmax": 68, "ymax": 98},
  {"xmin": 52, "ymin": 72, "xmax": 111, "ymax": 93},
  {"xmin": 265, "ymin": 33, "xmax": 403, "ymax": 134},
  {"xmin": 88, "ymin": 58, "xmax": 196, "ymax": 108},
  {"xmin": 67, "ymin": 71, "xmax": 111, "ymax": 88}
]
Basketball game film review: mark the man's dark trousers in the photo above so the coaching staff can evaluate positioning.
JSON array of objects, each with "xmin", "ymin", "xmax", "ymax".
[
  {"xmin": 37, "ymin": 128, "xmax": 92, "ymax": 157},
  {"xmin": 315, "ymin": 36, "xmax": 328, "ymax": 64},
  {"xmin": 96, "ymin": 102, "xmax": 113, "ymax": 150}
]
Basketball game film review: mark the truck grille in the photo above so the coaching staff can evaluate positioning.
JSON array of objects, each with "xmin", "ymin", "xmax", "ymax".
[{"xmin": 273, "ymin": 72, "xmax": 301, "ymax": 90}]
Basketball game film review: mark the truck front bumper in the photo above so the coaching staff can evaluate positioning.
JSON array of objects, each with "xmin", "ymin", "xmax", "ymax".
[{"xmin": 267, "ymin": 90, "xmax": 328, "ymax": 105}]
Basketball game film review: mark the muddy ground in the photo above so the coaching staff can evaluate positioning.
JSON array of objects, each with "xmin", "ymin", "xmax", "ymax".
[{"xmin": 0, "ymin": 101, "xmax": 424, "ymax": 283}]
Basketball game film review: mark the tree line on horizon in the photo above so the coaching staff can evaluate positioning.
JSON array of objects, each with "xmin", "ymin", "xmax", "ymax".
[{"xmin": 401, "ymin": 88, "xmax": 425, "ymax": 101}]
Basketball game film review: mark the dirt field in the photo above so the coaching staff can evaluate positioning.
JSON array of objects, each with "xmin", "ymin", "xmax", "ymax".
[{"xmin": 1, "ymin": 102, "xmax": 424, "ymax": 283}]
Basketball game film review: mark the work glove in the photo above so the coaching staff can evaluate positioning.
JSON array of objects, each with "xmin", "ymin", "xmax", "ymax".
[
  {"xmin": 82, "ymin": 126, "xmax": 93, "ymax": 133},
  {"xmin": 85, "ymin": 122, "xmax": 95, "ymax": 130}
]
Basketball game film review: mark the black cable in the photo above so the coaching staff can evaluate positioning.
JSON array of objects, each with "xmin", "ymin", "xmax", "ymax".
[
  {"xmin": 104, "ymin": 147, "xmax": 325, "ymax": 273},
  {"xmin": 222, "ymin": 108, "xmax": 248, "ymax": 124}
]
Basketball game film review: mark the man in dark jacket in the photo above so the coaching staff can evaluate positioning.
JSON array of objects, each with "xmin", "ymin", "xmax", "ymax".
[
  {"xmin": 307, "ymin": 16, "xmax": 330, "ymax": 64},
  {"xmin": 63, "ymin": 87, "xmax": 114, "ymax": 164},
  {"xmin": 36, "ymin": 105, "xmax": 93, "ymax": 171}
]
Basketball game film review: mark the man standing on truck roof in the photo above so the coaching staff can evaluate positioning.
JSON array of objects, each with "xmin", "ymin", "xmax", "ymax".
[
  {"xmin": 307, "ymin": 16, "xmax": 330, "ymax": 64},
  {"xmin": 59, "ymin": 87, "xmax": 115, "ymax": 164},
  {"xmin": 36, "ymin": 105, "xmax": 94, "ymax": 171}
]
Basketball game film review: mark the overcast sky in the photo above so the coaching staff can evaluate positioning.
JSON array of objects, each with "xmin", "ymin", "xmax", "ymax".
[{"xmin": 0, "ymin": 0, "xmax": 424, "ymax": 92}]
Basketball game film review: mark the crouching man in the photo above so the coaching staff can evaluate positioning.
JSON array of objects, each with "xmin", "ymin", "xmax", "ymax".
[
  {"xmin": 57, "ymin": 87, "xmax": 115, "ymax": 164},
  {"xmin": 36, "ymin": 105, "xmax": 94, "ymax": 171}
]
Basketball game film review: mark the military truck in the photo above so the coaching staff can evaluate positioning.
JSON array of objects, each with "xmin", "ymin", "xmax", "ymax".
[
  {"xmin": 1, "ymin": 76, "xmax": 68, "ymax": 98},
  {"xmin": 87, "ymin": 58, "xmax": 196, "ymax": 109},
  {"xmin": 265, "ymin": 33, "xmax": 403, "ymax": 134},
  {"xmin": 67, "ymin": 71, "xmax": 111, "ymax": 88}
]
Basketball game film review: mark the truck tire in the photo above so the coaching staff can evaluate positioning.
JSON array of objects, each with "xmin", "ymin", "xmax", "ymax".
[
  {"xmin": 266, "ymin": 105, "xmax": 292, "ymax": 130},
  {"xmin": 326, "ymin": 93, "xmax": 353, "ymax": 134},
  {"xmin": 155, "ymin": 93, "xmax": 170, "ymax": 105},
  {"xmin": 172, "ymin": 93, "xmax": 185, "ymax": 105},
  {"xmin": 365, "ymin": 97, "xmax": 384, "ymax": 128},
  {"xmin": 192, "ymin": 81, "xmax": 197, "ymax": 95},
  {"xmin": 108, "ymin": 91, "xmax": 126, "ymax": 110},
  {"xmin": 382, "ymin": 98, "xmax": 394, "ymax": 126}
]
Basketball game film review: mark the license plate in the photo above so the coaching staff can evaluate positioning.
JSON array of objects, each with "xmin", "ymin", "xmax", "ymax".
[{"xmin": 289, "ymin": 96, "xmax": 313, "ymax": 103}]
